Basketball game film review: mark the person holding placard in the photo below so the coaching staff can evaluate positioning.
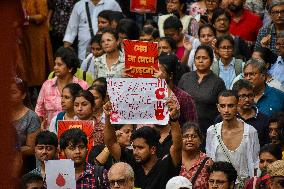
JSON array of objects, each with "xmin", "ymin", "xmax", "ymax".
[
  {"xmin": 104, "ymin": 100, "xmax": 182, "ymax": 189},
  {"xmin": 60, "ymin": 128, "xmax": 110, "ymax": 188}
]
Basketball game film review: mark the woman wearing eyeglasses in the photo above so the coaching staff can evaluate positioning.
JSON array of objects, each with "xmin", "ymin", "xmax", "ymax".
[
  {"xmin": 180, "ymin": 122, "xmax": 213, "ymax": 189},
  {"xmin": 207, "ymin": 161, "xmax": 238, "ymax": 189}
]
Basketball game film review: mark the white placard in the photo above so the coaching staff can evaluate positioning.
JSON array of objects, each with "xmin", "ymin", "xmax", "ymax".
[
  {"xmin": 45, "ymin": 159, "xmax": 76, "ymax": 189},
  {"xmin": 107, "ymin": 78, "xmax": 169, "ymax": 125}
]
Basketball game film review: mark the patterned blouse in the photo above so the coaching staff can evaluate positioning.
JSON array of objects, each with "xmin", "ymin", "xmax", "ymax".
[
  {"xmin": 50, "ymin": 0, "xmax": 78, "ymax": 37},
  {"xmin": 180, "ymin": 152, "xmax": 213, "ymax": 189}
]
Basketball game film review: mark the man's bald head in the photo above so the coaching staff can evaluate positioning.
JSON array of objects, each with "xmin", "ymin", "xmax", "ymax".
[{"xmin": 108, "ymin": 162, "xmax": 134, "ymax": 189}]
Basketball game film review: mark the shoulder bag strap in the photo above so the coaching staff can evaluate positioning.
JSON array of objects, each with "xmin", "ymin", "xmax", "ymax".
[
  {"xmin": 191, "ymin": 157, "xmax": 210, "ymax": 185},
  {"xmin": 85, "ymin": 2, "xmax": 95, "ymax": 38}
]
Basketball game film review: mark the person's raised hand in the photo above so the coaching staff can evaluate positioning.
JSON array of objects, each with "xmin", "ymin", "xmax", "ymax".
[
  {"xmin": 167, "ymin": 99, "xmax": 180, "ymax": 121},
  {"xmin": 103, "ymin": 101, "xmax": 112, "ymax": 116}
]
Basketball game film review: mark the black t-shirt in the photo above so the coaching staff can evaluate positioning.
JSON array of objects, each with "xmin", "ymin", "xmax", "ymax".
[
  {"xmin": 157, "ymin": 134, "xmax": 172, "ymax": 158},
  {"xmin": 121, "ymin": 150, "xmax": 181, "ymax": 189},
  {"xmin": 88, "ymin": 144, "xmax": 114, "ymax": 170}
]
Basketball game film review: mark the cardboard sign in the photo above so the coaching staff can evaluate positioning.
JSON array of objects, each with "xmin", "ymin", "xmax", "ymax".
[
  {"xmin": 45, "ymin": 160, "xmax": 76, "ymax": 189},
  {"xmin": 107, "ymin": 78, "xmax": 169, "ymax": 125},
  {"xmin": 124, "ymin": 40, "xmax": 158, "ymax": 78},
  {"xmin": 57, "ymin": 120, "xmax": 94, "ymax": 151},
  {"xmin": 130, "ymin": 0, "xmax": 157, "ymax": 13}
]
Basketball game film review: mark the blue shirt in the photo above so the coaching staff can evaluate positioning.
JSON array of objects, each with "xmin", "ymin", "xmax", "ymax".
[
  {"xmin": 219, "ymin": 58, "xmax": 237, "ymax": 89},
  {"xmin": 257, "ymin": 85, "xmax": 284, "ymax": 116},
  {"xmin": 269, "ymin": 56, "xmax": 284, "ymax": 87}
]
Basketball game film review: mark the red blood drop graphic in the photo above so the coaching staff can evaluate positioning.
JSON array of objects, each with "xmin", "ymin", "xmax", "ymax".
[{"xmin": 56, "ymin": 173, "xmax": 66, "ymax": 187}]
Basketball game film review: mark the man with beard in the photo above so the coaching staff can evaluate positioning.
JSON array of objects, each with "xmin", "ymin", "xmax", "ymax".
[
  {"xmin": 26, "ymin": 131, "xmax": 58, "ymax": 177},
  {"xmin": 60, "ymin": 128, "xmax": 110, "ymax": 188},
  {"xmin": 206, "ymin": 90, "xmax": 260, "ymax": 188},
  {"xmin": 104, "ymin": 100, "xmax": 183, "ymax": 189},
  {"xmin": 215, "ymin": 79, "xmax": 270, "ymax": 146},
  {"xmin": 228, "ymin": 0, "xmax": 263, "ymax": 43}
]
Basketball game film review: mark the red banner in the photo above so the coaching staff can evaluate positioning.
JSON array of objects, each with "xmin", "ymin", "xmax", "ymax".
[
  {"xmin": 57, "ymin": 120, "xmax": 94, "ymax": 151},
  {"xmin": 130, "ymin": 0, "xmax": 157, "ymax": 13},
  {"xmin": 124, "ymin": 40, "xmax": 158, "ymax": 78}
]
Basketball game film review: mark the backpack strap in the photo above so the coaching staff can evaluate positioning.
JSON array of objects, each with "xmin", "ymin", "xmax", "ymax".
[
  {"xmin": 83, "ymin": 71, "xmax": 87, "ymax": 81},
  {"xmin": 234, "ymin": 58, "xmax": 243, "ymax": 76},
  {"xmin": 55, "ymin": 112, "xmax": 65, "ymax": 132},
  {"xmin": 94, "ymin": 166, "xmax": 104, "ymax": 189},
  {"xmin": 85, "ymin": 56, "xmax": 93, "ymax": 72},
  {"xmin": 85, "ymin": 2, "xmax": 95, "ymax": 38},
  {"xmin": 191, "ymin": 157, "xmax": 210, "ymax": 185},
  {"xmin": 211, "ymin": 60, "xmax": 220, "ymax": 76},
  {"xmin": 52, "ymin": 72, "xmax": 55, "ymax": 78}
]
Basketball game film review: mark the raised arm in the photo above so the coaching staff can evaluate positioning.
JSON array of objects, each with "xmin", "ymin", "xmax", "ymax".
[
  {"xmin": 168, "ymin": 99, "xmax": 182, "ymax": 167},
  {"xmin": 103, "ymin": 102, "xmax": 122, "ymax": 161}
]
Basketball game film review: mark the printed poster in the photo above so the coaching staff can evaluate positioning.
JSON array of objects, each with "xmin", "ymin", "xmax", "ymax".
[
  {"xmin": 45, "ymin": 159, "xmax": 76, "ymax": 189},
  {"xmin": 107, "ymin": 78, "xmax": 169, "ymax": 125},
  {"xmin": 57, "ymin": 120, "xmax": 94, "ymax": 151},
  {"xmin": 130, "ymin": 0, "xmax": 157, "ymax": 13},
  {"xmin": 124, "ymin": 40, "xmax": 158, "ymax": 78}
]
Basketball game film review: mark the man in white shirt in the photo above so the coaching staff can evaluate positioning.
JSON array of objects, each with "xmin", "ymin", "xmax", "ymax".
[
  {"xmin": 206, "ymin": 90, "xmax": 260, "ymax": 186},
  {"xmin": 63, "ymin": 0, "xmax": 121, "ymax": 61}
]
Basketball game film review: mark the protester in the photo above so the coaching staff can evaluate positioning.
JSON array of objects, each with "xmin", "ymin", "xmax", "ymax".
[
  {"xmin": 243, "ymin": 58, "xmax": 284, "ymax": 116},
  {"xmin": 60, "ymin": 128, "xmax": 110, "ymax": 188},
  {"xmin": 109, "ymin": 11, "xmax": 125, "ymax": 30},
  {"xmin": 74, "ymin": 90, "xmax": 95, "ymax": 121},
  {"xmin": 228, "ymin": 0, "xmax": 263, "ymax": 43},
  {"xmin": 179, "ymin": 45, "xmax": 226, "ymax": 137},
  {"xmin": 268, "ymin": 113, "xmax": 284, "ymax": 155},
  {"xmin": 158, "ymin": 37, "xmax": 177, "ymax": 54},
  {"xmin": 97, "ymin": 10, "xmax": 112, "ymax": 33},
  {"xmin": 63, "ymin": 0, "xmax": 121, "ymax": 61},
  {"xmin": 35, "ymin": 47, "xmax": 88, "ymax": 129},
  {"xmin": 88, "ymin": 124, "xmax": 134, "ymax": 170},
  {"xmin": 10, "ymin": 77, "xmax": 40, "ymax": 173},
  {"xmin": 255, "ymin": 0, "xmax": 284, "ymax": 54},
  {"xmin": 21, "ymin": 172, "xmax": 43, "ymax": 189},
  {"xmin": 211, "ymin": 8, "xmax": 251, "ymax": 61},
  {"xmin": 166, "ymin": 176, "xmax": 193, "ymax": 189},
  {"xmin": 204, "ymin": 0, "xmax": 221, "ymax": 23},
  {"xmin": 93, "ymin": 29, "xmax": 125, "ymax": 79},
  {"xmin": 81, "ymin": 34, "xmax": 104, "ymax": 77},
  {"xmin": 206, "ymin": 90, "xmax": 260, "ymax": 187},
  {"xmin": 139, "ymin": 27, "xmax": 160, "ymax": 42},
  {"xmin": 27, "ymin": 131, "xmax": 58, "ymax": 178},
  {"xmin": 49, "ymin": 83, "xmax": 83, "ymax": 134},
  {"xmin": 267, "ymin": 160, "xmax": 284, "ymax": 189},
  {"xmin": 117, "ymin": 18, "xmax": 140, "ymax": 41},
  {"xmin": 211, "ymin": 35, "xmax": 244, "ymax": 89},
  {"xmin": 207, "ymin": 161, "xmax": 238, "ymax": 189},
  {"xmin": 108, "ymin": 162, "xmax": 137, "ymax": 189},
  {"xmin": 244, "ymin": 144, "xmax": 282, "ymax": 189},
  {"xmin": 21, "ymin": 0, "xmax": 54, "ymax": 86},
  {"xmin": 104, "ymin": 99, "xmax": 183, "ymax": 189},
  {"xmin": 180, "ymin": 122, "xmax": 213, "ymax": 189}
]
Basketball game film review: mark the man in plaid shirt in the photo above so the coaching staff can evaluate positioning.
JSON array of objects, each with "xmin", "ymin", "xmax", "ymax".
[{"xmin": 60, "ymin": 128, "xmax": 110, "ymax": 189}]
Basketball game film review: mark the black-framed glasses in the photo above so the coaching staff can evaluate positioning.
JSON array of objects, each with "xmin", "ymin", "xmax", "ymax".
[
  {"xmin": 208, "ymin": 179, "xmax": 228, "ymax": 186},
  {"xmin": 238, "ymin": 93, "xmax": 254, "ymax": 99},
  {"xmin": 271, "ymin": 10, "xmax": 284, "ymax": 16}
]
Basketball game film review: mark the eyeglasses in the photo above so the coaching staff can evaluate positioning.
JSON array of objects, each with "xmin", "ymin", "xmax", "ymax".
[
  {"xmin": 243, "ymin": 72, "xmax": 260, "ymax": 78},
  {"xmin": 208, "ymin": 179, "xmax": 228, "ymax": 186},
  {"xmin": 109, "ymin": 178, "xmax": 127, "ymax": 187},
  {"xmin": 219, "ymin": 46, "xmax": 233, "ymax": 51},
  {"xmin": 206, "ymin": 0, "xmax": 219, "ymax": 4},
  {"xmin": 271, "ymin": 10, "xmax": 284, "ymax": 16},
  {"xmin": 238, "ymin": 93, "xmax": 254, "ymax": 99}
]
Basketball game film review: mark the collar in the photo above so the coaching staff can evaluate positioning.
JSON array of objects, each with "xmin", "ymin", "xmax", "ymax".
[
  {"xmin": 77, "ymin": 162, "xmax": 95, "ymax": 181},
  {"xmin": 88, "ymin": 0, "xmax": 104, "ymax": 6},
  {"xmin": 276, "ymin": 56, "xmax": 284, "ymax": 65},
  {"xmin": 194, "ymin": 70, "xmax": 214, "ymax": 80},
  {"xmin": 237, "ymin": 106, "xmax": 259, "ymax": 120},
  {"xmin": 231, "ymin": 9, "xmax": 249, "ymax": 23},
  {"xmin": 263, "ymin": 84, "xmax": 271, "ymax": 97},
  {"xmin": 51, "ymin": 76, "xmax": 78, "ymax": 87},
  {"xmin": 218, "ymin": 58, "xmax": 235, "ymax": 68}
]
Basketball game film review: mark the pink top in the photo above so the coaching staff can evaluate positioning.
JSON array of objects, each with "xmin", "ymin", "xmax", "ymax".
[
  {"xmin": 35, "ymin": 76, "xmax": 88, "ymax": 129},
  {"xmin": 176, "ymin": 46, "xmax": 185, "ymax": 60}
]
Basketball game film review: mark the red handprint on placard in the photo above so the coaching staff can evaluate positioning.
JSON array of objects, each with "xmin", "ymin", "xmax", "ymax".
[
  {"xmin": 155, "ymin": 88, "xmax": 166, "ymax": 100},
  {"xmin": 110, "ymin": 111, "xmax": 119, "ymax": 122},
  {"xmin": 154, "ymin": 101, "xmax": 165, "ymax": 120}
]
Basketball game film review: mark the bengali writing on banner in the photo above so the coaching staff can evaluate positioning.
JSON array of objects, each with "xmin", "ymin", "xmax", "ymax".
[
  {"xmin": 57, "ymin": 120, "xmax": 94, "ymax": 151},
  {"xmin": 130, "ymin": 0, "xmax": 157, "ymax": 13},
  {"xmin": 107, "ymin": 78, "xmax": 169, "ymax": 125},
  {"xmin": 124, "ymin": 40, "xmax": 158, "ymax": 78}
]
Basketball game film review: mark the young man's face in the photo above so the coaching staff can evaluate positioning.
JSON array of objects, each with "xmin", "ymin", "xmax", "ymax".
[
  {"xmin": 132, "ymin": 138, "xmax": 155, "ymax": 165},
  {"xmin": 62, "ymin": 141, "xmax": 88, "ymax": 166},
  {"xmin": 35, "ymin": 144, "xmax": 57, "ymax": 163},
  {"xmin": 217, "ymin": 96, "xmax": 238, "ymax": 121},
  {"xmin": 269, "ymin": 122, "xmax": 281, "ymax": 144},
  {"xmin": 276, "ymin": 37, "xmax": 284, "ymax": 58}
]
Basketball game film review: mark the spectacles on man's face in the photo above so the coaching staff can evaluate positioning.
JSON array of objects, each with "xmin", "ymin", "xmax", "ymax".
[
  {"xmin": 270, "ymin": 9, "xmax": 284, "ymax": 16},
  {"xmin": 238, "ymin": 93, "xmax": 254, "ymax": 100},
  {"xmin": 109, "ymin": 178, "xmax": 128, "ymax": 187},
  {"xmin": 243, "ymin": 72, "xmax": 260, "ymax": 78}
]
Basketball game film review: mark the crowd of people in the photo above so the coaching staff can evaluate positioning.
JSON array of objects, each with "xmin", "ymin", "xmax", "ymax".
[{"xmin": 13, "ymin": 0, "xmax": 284, "ymax": 188}]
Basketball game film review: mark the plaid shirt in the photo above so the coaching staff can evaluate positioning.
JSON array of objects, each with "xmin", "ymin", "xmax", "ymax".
[
  {"xmin": 255, "ymin": 24, "xmax": 278, "ymax": 54},
  {"xmin": 172, "ymin": 86, "xmax": 198, "ymax": 125},
  {"xmin": 77, "ymin": 163, "xmax": 110, "ymax": 189},
  {"xmin": 35, "ymin": 76, "xmax": 88, "ymax": 128}
]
